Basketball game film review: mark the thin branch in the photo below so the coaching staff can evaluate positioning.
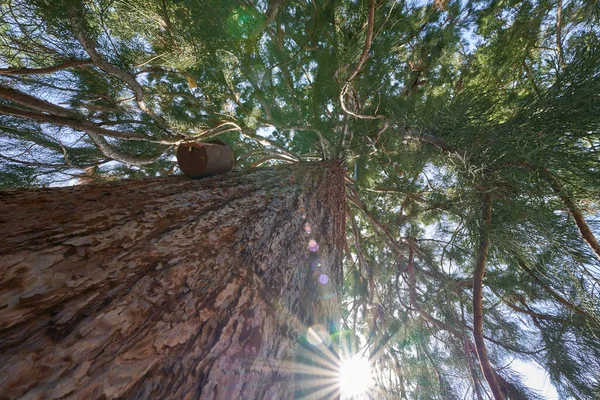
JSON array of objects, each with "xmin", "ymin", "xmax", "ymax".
[
  {"xmin": 525, "ymin": 162, "xmax": 600, "ymax": 260},
  {"xmin": 1, "ymin": 81, "xmax": 174, "ymax": 146},
  {"xmin": 0, "ymin": 59, "xmax": 93, "ymax": 75},
  {"xmin": 240, "ymin": 131, "xmax": 300, "ymax": 161},
  {"xmin": 405, "ymin": 251, "xmax": 539, "ymax": 398},
  {"xmin": 407, "ymin": 264, "xmax": 543, "ymax": 357},
  {"xmin": 134, "ymin": 53, "xmax": 166, "ymax": 68},
  {"xmin": 70, "ymin": 17, "xmax": 169, "ymax": 131},
  {"xmin": 250, "ymin": 154, "xmax": 296, "ymax": 167},
  {"xmin": 159, "ymin": 0, "xmax": 174, "ymax": 32},
  {"xmin": 96, "ymin": 119, "xmax": 155, "ymax": 127},
  {"xmin": 401, "ymin": 129, "xmax": 466, "ymax": 157},
  {"xmin": 347, "ymin": 189, "xmax": 406, "ymax": 257},
  {"xmin": 406, "ymin": 242, "xmax": 420, "ymax": 308},
  {"xmin": 340, "ymin": 83, "xmax": 385, "ymax": 120},
  {"xmin": 516, "ymin": 258, "xmax": 593, "ymax": 321},
  {"xmin": 348, "ymin": 207, "xmax": 375, "ymax": 303},
  {"xmin": 192, "ymin": 121, "xmax": 242, "ymax": 140},
  {"xmin": 338, "ymin": 114, "xmax": 350, "ymax": 158},
  {"xmin": 0, "ymin": 153, "xmax": 107, "ymax": 169},
  {"xmin": 87, "ymin": 133, "xmax": 164, "ymax": 166},
  {"xmin": 556, "ymin": 0, "xmax": 565, "ymax": 70},
  {"xmin": 501, "ymin": 298, "xmax": 566, "ymax": 322},
  {"xmin": 74, "ymin": 27, "xmax": 145, "ymax": 107},
  {"xmin": 345, "ymin": 0, "xmax": 376, "ymax": 82},
  {"xmin": 371, "ymin": 120, "xmax": 390, "ymax": 150},
  {"xmin": 415, "ymin": 263, "xmax": 473, "ymax": 289},
  {"xmin": 522, "ymin": 58, "xmax": 541, "ymax": 97}
]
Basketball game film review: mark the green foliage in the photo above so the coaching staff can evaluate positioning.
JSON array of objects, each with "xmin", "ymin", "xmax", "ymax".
[{"xmin": 1, "ymin": 0, "xmax": 599, "ymax": 398}]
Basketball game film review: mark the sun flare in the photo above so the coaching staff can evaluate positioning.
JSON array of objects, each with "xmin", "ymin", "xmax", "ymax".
[{"xmin": 340, "ymin": 355, "xmax": 374, "ymax": 398}]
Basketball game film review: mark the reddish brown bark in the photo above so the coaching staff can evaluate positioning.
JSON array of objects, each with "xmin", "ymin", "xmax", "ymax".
[
  {"xmin": 403, "ymin": 241, "xmax": 525, "ymax": 399},
  {"xmin": 538, "ymin": 167, "xmax": 600, "ymax": 260},
  {"xmin": 344, "ymin": 0, "xmax": 376, "ymax": 83},
  {"xmin": 0, "ymin": 162, "xmax": 345, "ymax": 399},
  {"xmin": 472, "ymin": 193, "xmax": 504, "ymax": 400}
]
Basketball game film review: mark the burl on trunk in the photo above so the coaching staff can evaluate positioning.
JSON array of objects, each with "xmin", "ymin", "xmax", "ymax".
[{"xmin": 0, "ymin": 162, "xmax": 345, "ymax": 399}]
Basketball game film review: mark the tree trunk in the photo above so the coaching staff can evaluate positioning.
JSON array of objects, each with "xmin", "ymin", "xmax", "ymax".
[{"xmin": 0, "ymin": 162, "xmax": 345, "ymax": 399}]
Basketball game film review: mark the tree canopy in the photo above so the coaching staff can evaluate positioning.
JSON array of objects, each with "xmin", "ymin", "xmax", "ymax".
[{"xmin": 1, "ymin": 0, "xmax": 599, "ymax": 398}]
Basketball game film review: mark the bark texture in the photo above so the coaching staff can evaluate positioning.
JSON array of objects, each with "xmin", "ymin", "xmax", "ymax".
[
  {"xmin": 0, "ymin": 162, "xmax": 345, "ymax": 399},
  {"xmin": 472, "ymin": 193, "xmax": 504, "ymax": 400}
]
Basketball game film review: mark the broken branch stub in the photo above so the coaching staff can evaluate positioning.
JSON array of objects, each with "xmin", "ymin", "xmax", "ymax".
[{"xmin": 176, "ymin": 140, "xmax": 234, "ymax": 178}]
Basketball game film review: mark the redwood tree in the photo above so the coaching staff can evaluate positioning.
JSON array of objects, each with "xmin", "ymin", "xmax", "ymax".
[
  {"xmin": 2, "ymin": 0, "xmax": 600, "ymax": 398},
  {"xmin": 0, "ymin": 162, "xmax": 345, "ymax": 398}
]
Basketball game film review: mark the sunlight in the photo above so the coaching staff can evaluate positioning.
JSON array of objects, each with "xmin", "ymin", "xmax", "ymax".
[{"xmin": 340, "ymin": 355, "xmax": 374, "ymax": 398}]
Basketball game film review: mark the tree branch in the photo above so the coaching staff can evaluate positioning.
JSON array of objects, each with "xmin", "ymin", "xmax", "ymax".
[
  {"xmin": 74, "ymin": 28, "xmax": 145, "ymax": 107},
  {"xmin": 556, "ymin": 0, "xmax": 565, "ymax": 70},
  {"xmin": 501, "ymin": 298, "xmax": 566, "ymax": 322},
  {"xmin": 462, "ymin": 305, "xmax": 485, "ymax": 400},
  {"xmin": 345, "ymin": 0, "xmax": 376, "ymax": 82},
  {"xmin": 348, "ymin": 207, "xmax": 375, "ymax": 303},
  {"xmin": 347, "ymin": 189, "xmax": 406, "ymax": 257},
  {"xmin": 472, "ymin": 192, "xmax": 504, "ymax": 400},
  {"xmin": 87, "ymin": 133, "xmax": 164, "ymax": 166},
  {"xmin": 0, "ymin": 84, "xmax": 79, "ymax": 119},
  {"xmin": 0, "ymin": 104, "xmax": 179, "ymax": 144},
  {"xmin": 522, "ymin": 58, "xmax": 541, "ymax": 97},
  {"xmin": 516, "ymin": 258, "xmax": 593, "ymax": 320},
  {"xmin": 340, "ymin": 83, "xmax": 385, "ymax": 120},
  {"xmin": 401, "ymin": 129, "xmax": 466, "ymax": 158},
  {"xmin": 525, "ymin": 163, "xmax": 600, "ymax": 260},
  {"xmin": 401, "ymin": 232, "xmax": 540, "ymax": 398},
  {"xmin": 250, "ymin": 154, "xmax": 296, "ymax": 167},
  {"xmin": 70, "ymin": 18, "xmax": 168, "ymax": 131},
  {"xmin": 0, "ymin": 153, "xmax": 107, "ymax": 169},
  {"xmin": 0, "ymin": 59, "xmax": 93, "ymax": 75},
  {"xmin": 240, "ymin": 131, "xmax": 300, "ymax": 161}
]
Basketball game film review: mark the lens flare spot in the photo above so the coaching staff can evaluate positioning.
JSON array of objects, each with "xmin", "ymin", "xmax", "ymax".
[
  {"xmin": 304, "ymin": 222, "xmax": 311, "ymax": 234},
  {"xmin": 311, "ymin": 258, "xmax": 323, "ymax": 271},
  {"xmin": 308, "ymin": 240, "xmax": 319, "ymax": 252},
  {"xmin": 307, "ymin": 324, "xmax": 331, "ymax": 347},
  {"xmin": 319, "ymin": 274, "xmax": 329, "ymax": 285}
]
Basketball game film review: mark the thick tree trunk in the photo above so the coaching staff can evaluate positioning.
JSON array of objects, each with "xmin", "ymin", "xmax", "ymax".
[{"xmin": 0, "ymin": 162, "xmax": 345, "ymax": 399}]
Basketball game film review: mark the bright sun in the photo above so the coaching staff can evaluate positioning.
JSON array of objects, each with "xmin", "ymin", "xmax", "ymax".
[{"xmin": 340, "ymin": 355, "xmax": 374, "ymax": 398}]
